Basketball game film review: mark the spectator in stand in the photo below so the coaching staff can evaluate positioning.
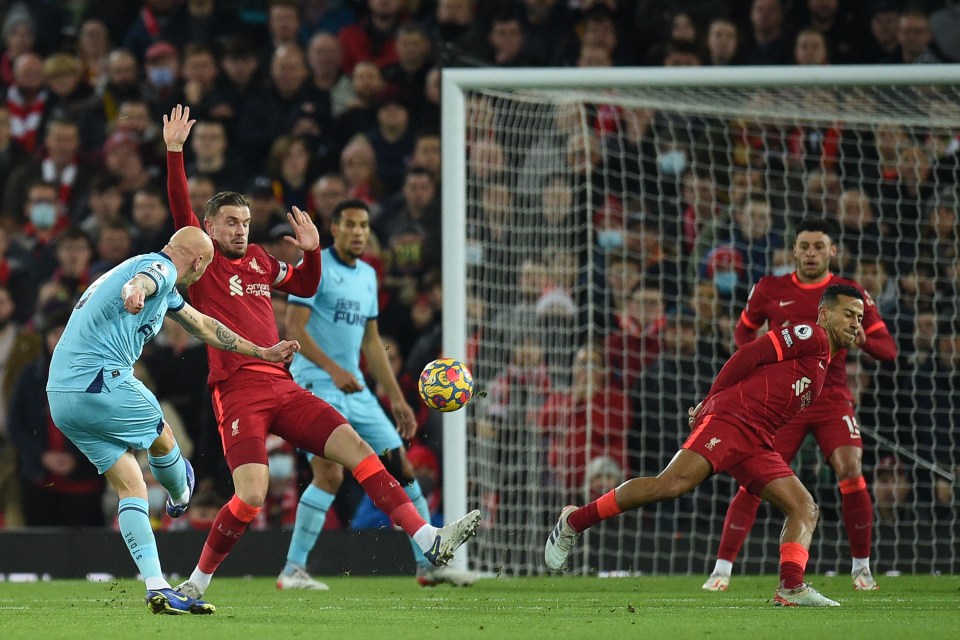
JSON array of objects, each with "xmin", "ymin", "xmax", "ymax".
[
  {"xmin": 90, "ymin": 49, "xmax": 142, "ymax": 141},
  {"xmin": 4, "ymin": 115, "xmax": 91, "ymax": 229},
  {"xmin": 15, "ymin": 180, "xmax": 72, "ymax": 279},
  {"xmin": 486, "ymin": 8, "xmax": 528, "ymax": 67},
  {"xmin": 309, "ymin": 172, "xmax": 348, "ymax": 247},
  {"xmin": 426, "ymin": 0, "xmax": 487, "ymax": 65},
  {"xmin": 605, "ymin": 278, "xmax": 665, "ymax": 390},
  {"xmin": 102, "ymin": 129, "xmax": 155, "ymax": 206},
  {"xmin": 306, "ymin": 32, "xmax": 354, "ymax": 120},
  {"xmin": 186, "ymin": 174, "xmax": 217, "ymax": 225},
  {"xmin": 340, "ymin": 134, "xmax": 385, "ymax": 211},
  {"xmin": 742, "ymin": 0, "xmax": 792, "ymax": 65},
  {"xmin": 47, "ymin": 227, "xmax": 94, "ymax": 304},
  {"xmin": 115, "ymin": 97, "xmax": 166, "ymax": 169},
  {"xmin": 208, "ymin": 35, "xmax": 262, "ymax": 133},
  {"xmin": 5, "ymin": 52, "xmax": 48, "ymax": 154},
  {"xmin": 836, "ymin": 188, "xmax": 882, "ymax": 271},
  {"xmin": 858, "ymin": 1, "xmax": 901, "ymax": 63},
  {"xmin": 0, "ymin": 106, "xmax": 28, "ymax": 222},
  {"xmin": 186, "ymin": 119, "xmax": 245, "ymax": 193},
  {"xmin": 538, "ymin": 342, "xmax": 630, "ymax": 501},
  {"xmin": 661, "ymin": 39, "xmax": 703, "ymax": 66},
  {"xmin": 872, "ymin": 455, "xmax": 912, "ymax": 522},
  {"xmin": 625, "ymin": 211, "xmax": 683, "ymax": 304},
  {"xmin": 266, "ymin": 134, "xmax": 314, "ymax": 214},
  {"xmin": 244, "ymin": 176, "xmax": 287, "ymax": 244},
  {"xmin": 76, "ymin": 19, "xmax": 111, "ymax": 90},
  {"xmin": 897, "ymin": 8, "xmax": 942, "ymax": 64},
  {"xmin": 381, "ymin": 23, "xmax": 432, "ymax": 117},
  {"xmin": 329, "ymin": 60, "xmax": 386, "ymax": 164},
  {"xmin": 420, "ymin": 66, "xmax": 441, "ymax": 130},
  {"xmin": 7, "ymin": 300, "xmax": 106, "ymax": 527},
  {"xmin": 43, "ymin": 54, "xmax": 92, "ymax": 120},
  {"xmin": 793, "ymin": 27, "xmax": 829, "ymax": 65},
  {"xmin": 78, "ymin": 173, "xmax": 125, "ymax": 240},
  {"xmin": 803, "ymin": 0, "xmax": 859, "ymax": 63},
  {"xmin": 0, "ymin": 227, "xmax": 36, "ymax": 322},
  {"xmin": 408, "ymin": 129, "xmax": 441, "ymax": 183},
  {"xmin": 90, "ymin": 219, "xmax": 134, "ymax": 280},
  {"xmin": 267, "ymin": 0, "xmax": 302, "ymax": 51},
  {"xmin": 142, "ymin": 41, "xmax": 181, "ymax": 116},
  {"xmin": 929, "ymin": 0, "xmax": 960, "ymax": 62},
  {"xmin": 603, "ymin": 250, "xmax": 643, "ymax": 331},
  {"xmin": 518, "ymin": 0, "xmax": 574, "ymax": 67},
  {"xmin": 236, "ymin": 44, "xmax": 329, "ymax": 175},
  {"xmin": 0, "ymin": 284, "xmax": 41, "ymax": 528},
  {"xmin": 338, "ymin": 0, "xmax": 406, "ymax": 75},
  {"xmin": 577, "ymin": 42, "xmax": 613, "ymax": 68},
  {"xmin": 299, "ymin": 0, "xmax": 358, "ymax": 39},
  {"xmin": 164, "ymin": 0, "xmax": 241, "ymax": 54},
  {"xmin": 1, "ymin": 5, "xmax": 36, "ymax": 86},
  {"xmin": 130, "ymin": 184, "xmax": 175, "ymax": 256},
  {"xmin": 121, "ymin": 0, "xmax": 179, "ymax": 62},
  {"xmin": 175, "ymin": 44, "xmax": 220, "ymax": 120},
  {"xmin": 367, "ymin": 93, "xmax": 414, "ymax": 193},
  {"xmin": 705, "ymin": 17, "xmax": 740, "ymax": 66}
]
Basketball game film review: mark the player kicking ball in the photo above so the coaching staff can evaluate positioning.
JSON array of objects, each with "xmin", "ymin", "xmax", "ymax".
[{"xmin": 546, "ymin": 284, "xmax": 865, "ymax": 607}]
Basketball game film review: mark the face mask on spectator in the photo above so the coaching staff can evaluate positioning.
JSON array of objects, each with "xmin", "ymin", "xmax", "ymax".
[
  {"xmin": 148, "ymin": 66, "xmax": 176, "ymax": 87},
  {"xmin": 29, "ymin": 202, "xmax": 58, "ymax": 229},
  {"xmin": 713, "ymin": 270, "xmax": 738, "ymax": 294},
  {"xmin": 657, "ymin": 150, "xmax": 687, "ymax": 177},
  {"xmin": 597, "ymin": 229, "xmax": 624, "ymax": 250}
]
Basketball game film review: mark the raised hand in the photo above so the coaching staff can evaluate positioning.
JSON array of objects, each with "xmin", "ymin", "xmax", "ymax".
[
  {"xmin": 162, "ymin": 104, "xmax": 196, "ymax": 152},
  {"xmin": 285, "ymin": 206, "xmax": 321, "ymax": 252}
]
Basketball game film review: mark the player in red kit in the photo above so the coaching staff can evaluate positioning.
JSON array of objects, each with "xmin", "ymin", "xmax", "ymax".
[
  {"xmin": 703, "ymin": 218, "xmax": 896, "ymax": 593},
  {"xmin": 161, "ymin": 106, "xmax": 480, "ymax": 601},
  {"xmin": 546, "ymin": 284, "xmax": 866, "ymax": 607}
]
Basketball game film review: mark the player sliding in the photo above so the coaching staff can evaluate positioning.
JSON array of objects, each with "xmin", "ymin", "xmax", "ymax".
[
  {"xmin": 704, "ymin": 218, "xmax": 895, "ymax": 592},
  {"xmin": 546, "ymin": 284, "xmax": 866, "ymax": 607},
  {"xmin": 47, "ymin": 226, "xmax": 301, "ymax": 614},
  {"xmin": 162, "ymin": 105, "xmax": 480, "ymax": 601}
]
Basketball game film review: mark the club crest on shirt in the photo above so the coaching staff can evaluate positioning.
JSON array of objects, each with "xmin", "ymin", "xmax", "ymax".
[{"xmin": 249, "ymin": 257, "xmax": 266, "ymax": 275}]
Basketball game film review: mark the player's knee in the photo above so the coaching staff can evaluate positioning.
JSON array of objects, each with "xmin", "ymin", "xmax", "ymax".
[
  {"xmin": 379, "ymin": 448, "xmax": 415, "ymax": 485},
  {"xmin": 233, "ymin": 479, "xmax": 269, "ymax": 508}
]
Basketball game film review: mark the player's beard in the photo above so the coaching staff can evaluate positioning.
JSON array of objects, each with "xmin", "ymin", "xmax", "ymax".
[{"xmin": 219, "ymin": 241, "xmax": 247, "ymax": 260}]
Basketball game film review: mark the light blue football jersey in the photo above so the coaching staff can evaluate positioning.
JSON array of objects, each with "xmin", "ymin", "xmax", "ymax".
[
  {"xmin": 47, "ymin": 252, "xmax": 185, "ymax": 393},
  {"xmin": 288, "ymin": 247, "xmax": 378, "ymax": 386}
]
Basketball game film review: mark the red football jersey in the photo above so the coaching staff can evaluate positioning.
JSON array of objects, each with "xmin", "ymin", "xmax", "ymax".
[
  {"xmin": 736, "ymin": 272, "xmax": 891, "ymax": 403},
  {"xmin": 166, "ymin": 153, "xmax": 300, "ymax": 386},
  {"xmin": 701, "ymin": 324, "xmax": 831, "ymax": 436}
]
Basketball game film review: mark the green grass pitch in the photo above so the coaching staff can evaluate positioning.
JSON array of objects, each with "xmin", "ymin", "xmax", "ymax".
[{"xmin": 1, "ymin": 575, "xmax": 957, "ymax": 640}]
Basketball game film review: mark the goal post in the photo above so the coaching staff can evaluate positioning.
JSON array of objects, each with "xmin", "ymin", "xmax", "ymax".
[{"xmin": 441, "ymin": 65, "xmax": 960, "ymax": 576}]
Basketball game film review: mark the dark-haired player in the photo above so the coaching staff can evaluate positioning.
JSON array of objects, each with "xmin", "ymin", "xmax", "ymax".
[
  {"xmin": 547, "ymin": 284, "xmax": 866, "ymax": 607},
  {"xmin": 703, "ymin": 218, "xmax": 896, "ymax": 592}
]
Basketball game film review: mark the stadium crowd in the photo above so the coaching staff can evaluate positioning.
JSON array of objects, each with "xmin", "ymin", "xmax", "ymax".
[{"xmin": 0, "ymin": 0, "xmax": 957, "ymax": 542}]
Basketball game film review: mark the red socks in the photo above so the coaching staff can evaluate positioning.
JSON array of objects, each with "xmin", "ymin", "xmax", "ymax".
[
  {"xmin": 198, "ymin": 495, "xmax": 260, "ymax": 573},
  {"xmin": 568, "ymin": 490, "xmax": 622, "ymax": 533},
  {"xmin": 717, "ymin": 487, "xmax": 762, "ymax": 562},
  {"xmin": 353, "ymin": 454, "xmax": 426, "ymax": 537},
  {"xmin": 779, "ymin": 541, "xmax": 809, "ymax": 589},
  {"xmin": 839, "ymin": 476, "xmax": 872, "ymax": 558}
]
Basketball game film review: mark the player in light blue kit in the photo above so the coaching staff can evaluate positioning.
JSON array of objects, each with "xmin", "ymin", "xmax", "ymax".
[
  {"xmin": 278, "ymin": 200, "xmax": 476, "ymax": 589},
  {"xmin": 47, "ymin": 226, "xmax": 301, "ymax": 615}
]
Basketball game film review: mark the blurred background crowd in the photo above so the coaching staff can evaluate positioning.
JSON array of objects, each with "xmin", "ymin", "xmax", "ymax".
[{"xmin": 0, "ymin": 0, "xmax": 957, "ymax": 541}]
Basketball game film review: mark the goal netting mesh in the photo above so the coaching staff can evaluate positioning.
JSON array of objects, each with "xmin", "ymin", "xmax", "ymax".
[{"xmin": 455, "ymin": 73, "xmax": 960, "ymax": 577}]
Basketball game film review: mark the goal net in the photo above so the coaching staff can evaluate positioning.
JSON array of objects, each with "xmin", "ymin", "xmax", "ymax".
[{"xmin": 441, "ymin": 66, "xmax": 960, "ymax": 577}]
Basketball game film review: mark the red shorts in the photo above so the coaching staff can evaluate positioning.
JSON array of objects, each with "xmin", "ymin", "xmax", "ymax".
[
  {"xmin": 683, "ymin": 414, "xmax": 795, "ymax": 496},
  {"xmin": 774, "ymin": 396, "xmax": 860, "ymax": 464},
  {"xmin": 211, "ymin": 367, "xmax": 347, "ymax": 471}
]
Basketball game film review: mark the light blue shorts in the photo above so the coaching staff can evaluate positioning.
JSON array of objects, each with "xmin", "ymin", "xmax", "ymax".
[
  {"xmin": 300, "ymin": 382, "xmax": 402, "ymax": 459},
  {"xmin": 48, "ymin": 378, "xmax": 164, "ymax": 474}
]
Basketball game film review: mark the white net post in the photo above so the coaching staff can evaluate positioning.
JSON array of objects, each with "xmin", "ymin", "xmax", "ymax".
[{"xmin": 443, "ymin": 65, "xmax": 960, "ymax": 577}]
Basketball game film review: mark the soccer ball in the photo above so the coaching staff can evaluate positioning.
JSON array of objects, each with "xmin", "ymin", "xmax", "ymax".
[{"xmin": 418, "ymin": 358, "xmax": 474, "ymax": 412}]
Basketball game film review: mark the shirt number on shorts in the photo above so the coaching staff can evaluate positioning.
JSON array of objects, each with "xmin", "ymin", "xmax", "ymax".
[{"xmin": 841, "ymin": 415, "xmax": 862, "ymax": 439}]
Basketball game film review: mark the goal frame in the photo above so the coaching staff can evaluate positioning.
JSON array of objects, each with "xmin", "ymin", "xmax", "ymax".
[{"xmin": 439, "ymin": 64, "xmax": 960, "ymax": 569}]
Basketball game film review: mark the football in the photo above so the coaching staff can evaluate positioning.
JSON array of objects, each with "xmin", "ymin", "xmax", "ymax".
[{"xmin": 418, "ymin": 358, "xmax": 474, "ymax": 412}]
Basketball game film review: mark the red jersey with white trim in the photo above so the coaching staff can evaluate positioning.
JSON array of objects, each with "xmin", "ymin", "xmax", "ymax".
[
  {"xmin": 736, "ymin": 272, "xmax": 894, "ymax": 403},
  {"xmin": 702, "ymin": 324, "xmax": 831, "ymax": 436},
  {"xmin": 187, "ymin": 243, "xmax": 291, "ymax": 385}
]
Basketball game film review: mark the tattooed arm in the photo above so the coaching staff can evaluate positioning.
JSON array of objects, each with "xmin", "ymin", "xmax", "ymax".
[{"xmin": 168, "ymin": 303, "xmax": 301, "ymax": 363}]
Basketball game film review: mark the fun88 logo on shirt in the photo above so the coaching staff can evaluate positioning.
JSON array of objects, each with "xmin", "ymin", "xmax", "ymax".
[{"xmin": 333, "ymin": 298, "xmax": 366, "ymax": 325}]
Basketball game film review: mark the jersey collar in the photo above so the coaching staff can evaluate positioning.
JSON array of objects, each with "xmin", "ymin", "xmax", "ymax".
[
  {"xmin": 330, "ymin": 247, "xmax": 357, "ymax": 269},
  {"xmin": 791, "ymin": 271, "xmax": 833, "ymax": 290}
]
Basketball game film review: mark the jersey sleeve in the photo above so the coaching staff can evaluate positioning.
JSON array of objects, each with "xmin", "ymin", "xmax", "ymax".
[
  {"xmin": 165, "ymin": 287, "xmax": 185, "ymax": 312},
  {"xmin": 774, "ymin": 323, "xmax": 824, "ymax": 360},
  {"xmin": 709, "ymin": 330, "xmax": 782, "ymax": 394},
  {"xmin": 364, "ymin": 265, "xmax": 379, "ymax": 320},
  {"xmin": 166, "ymin": 152, "xmax": 202, "ymax": 229},
  {"xmin": 735, "ymin": 279, "xmax": 769, "ymax": 347},
  {"xmin": 138, "ymin": 258, "xmax": 176, "ymax": 296}
]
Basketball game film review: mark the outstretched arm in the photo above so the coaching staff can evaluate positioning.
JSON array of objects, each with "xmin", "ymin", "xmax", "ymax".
[
  {"xmin": 169, "ymin": 302, "xmax": 301, "ymax": 363},
  {"xmin": 274, "ymin": 206, "xmax": 322, "ymax": 297},
  {"xmin": 163, "ymin": 104, "xmax": 201, "ymax": 230}
]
